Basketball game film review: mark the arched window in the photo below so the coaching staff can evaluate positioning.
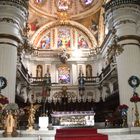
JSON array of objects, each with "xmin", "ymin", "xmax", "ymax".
[
  {"xmin": 86, "ymin": 64, "xmax": 92, "ymax": 77},
  {"xmin": 36, "ymin": 65, "xmax": 43, "ymax": 77}
]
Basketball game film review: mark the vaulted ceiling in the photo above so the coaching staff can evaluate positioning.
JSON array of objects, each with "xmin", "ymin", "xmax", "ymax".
[{"xmin": 27, "ymin": 0, "xmax": 105, "ymax": 59}]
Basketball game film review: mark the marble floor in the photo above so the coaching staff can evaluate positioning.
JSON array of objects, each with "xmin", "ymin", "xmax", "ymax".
[
  {"xmin": 98, "ymin": 127, "xmax": 140, "ymax": 140},
  {"xmin": 0, "ymin": 127, "xmax": 140, "ymax": 140}
]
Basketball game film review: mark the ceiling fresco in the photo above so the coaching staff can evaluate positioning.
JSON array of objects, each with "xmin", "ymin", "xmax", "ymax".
[{"xmin": 28, "ymin": 0, "xmax": 105, "ymax": 57}]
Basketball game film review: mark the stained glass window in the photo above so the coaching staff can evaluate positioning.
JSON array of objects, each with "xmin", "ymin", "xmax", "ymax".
[
  {"xmin": 58, "ymin": 65, "xmax": 70, "ymax": 84},
  {"xmin": 40, "ymin": 33, "xmax": 51, "ymax": 49},
  {"xmin": 34, "ymin": 0, "xmax": 45, "ymax": 4},
  {"xmin": 80, "ymin": 0, "xmax": 94, "ymax": 6},
  {"xmin": 57, "ymin": 27, "xmax": 71, "ymax": 49}
]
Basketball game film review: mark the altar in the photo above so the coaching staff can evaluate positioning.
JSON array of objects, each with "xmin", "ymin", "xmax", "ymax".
[{"xmin": 51, "ymin": 111, "xmax": 95, "ymax": 127}]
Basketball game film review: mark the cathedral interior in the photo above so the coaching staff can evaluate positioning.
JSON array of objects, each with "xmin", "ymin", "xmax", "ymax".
[{"xmin": 0, "ymin": 0, "xmax": 140, "ymax": 129}]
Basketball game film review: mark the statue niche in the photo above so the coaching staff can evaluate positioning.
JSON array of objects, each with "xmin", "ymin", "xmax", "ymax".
[
  {"xmin": 36, "ymin": 65, "xmax": 43, "ymax": 77},
  {"xmin": 86, "ymin": 64, "xmax": 92, "ymax": 77}
]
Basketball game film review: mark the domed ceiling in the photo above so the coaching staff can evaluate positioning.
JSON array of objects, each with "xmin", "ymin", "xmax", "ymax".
[
  {"xmin": 28, "ymin": 0, "xmax": 105, "ymax": 58},
  {"xmin": 29, "ymin": 0, "xmax": 102, "ymax": 20}
]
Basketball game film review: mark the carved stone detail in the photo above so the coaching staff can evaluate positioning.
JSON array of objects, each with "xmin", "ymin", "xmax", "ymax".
[
  {"xmin": 0, "ymin": 0, "xmax": 28, "ymax": 16},
  {"xmin": 0, "ymin": 18, "xmax": 19, "ymax": 27},
  {"xmin": 115, "ymin": 19, "xmax": 136, "ymax": 27},
  {"xmin": 0, "ymin": 0, "xmax": 28, "ymax": 9},
  {"xmin": 105, "ymin": 0, "xmax": 140, "ymax": 11}
]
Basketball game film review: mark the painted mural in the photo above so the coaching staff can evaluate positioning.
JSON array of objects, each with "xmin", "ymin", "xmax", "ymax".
[{"xmin": 57, "ymin": 27, "xmax": 71, "ymax": 49}]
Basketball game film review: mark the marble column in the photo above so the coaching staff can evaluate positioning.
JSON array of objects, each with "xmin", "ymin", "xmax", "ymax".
[
  {"xmin": 0, "ymin": 0, "xmax": 28, "ymax": 102},
  {"xmin": 105, "ymin": 0, "xmax": 140, "ymax": 125}
]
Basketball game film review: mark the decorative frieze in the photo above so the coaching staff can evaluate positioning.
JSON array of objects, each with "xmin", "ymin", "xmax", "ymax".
[
  {"xmin": 0, "ymin": 18, "xmax": 19, "ymax": 27},
  {"xmin": 114, "ymin": 19, "xmax": 136, "ymax": 27},
  {"xmin": 105, "ymin": 0, "xmax": 140, "ymax": 11},
  {"xmin": 0, "ymin": 0, "xmax": 28, "ymax": 9}
]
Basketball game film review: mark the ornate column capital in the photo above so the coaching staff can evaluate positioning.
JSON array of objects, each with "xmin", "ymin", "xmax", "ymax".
[
  {"xmin": 0, "ymin": 0, "xmax": 29, "ymax": 45},
  {"xmin": 0, "ymin": 0, "xmax": 29, "ymax": 9},
  {"xmin": 104, "ymin": 0, "xmax": 140, "ymax": 11}
]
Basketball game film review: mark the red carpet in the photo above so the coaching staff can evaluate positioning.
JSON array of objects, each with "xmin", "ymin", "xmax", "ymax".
[{"xmin": 55, "ymin": 128, "xmax": 108, "ymax": 140}]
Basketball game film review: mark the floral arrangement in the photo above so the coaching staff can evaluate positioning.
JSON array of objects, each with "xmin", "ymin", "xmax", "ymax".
[
  {"xmin": 130, "ymin": 92, "xmax": 140, "ymax": 103},
  {"xmin": 0, "ymin": 94, "xmax": 9, "ymax": 109},
  {"xmin": 4, "ymin": 103, "xmax": 19, "ymax": 111},
  {"xmin": 118, "ymin": 104, "xmax": 129, "ymax": 111}
]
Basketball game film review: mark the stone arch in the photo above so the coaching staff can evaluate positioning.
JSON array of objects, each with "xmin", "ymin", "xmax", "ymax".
[{"xmin": 30, "ymin": 20, "xmax": 97, "ymax": 49}]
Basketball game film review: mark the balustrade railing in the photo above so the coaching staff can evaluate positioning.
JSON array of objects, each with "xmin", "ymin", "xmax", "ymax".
[
  {"xmin": 17, "ymin": 60, "xmax": 116, "ymax": 87},
  {"xmin": 30, "ymin": 77, "xmax": 50, "ymax": 83},
  {"xmin": 17, "ymin": 62, "xmax": 31, "ymax": 82}
]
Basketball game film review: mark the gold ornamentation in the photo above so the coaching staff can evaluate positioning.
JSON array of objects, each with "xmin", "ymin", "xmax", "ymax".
[
  {"xmin": 18, "ymin": 23, "xmax": 34, "ymax": 55},
  {"xmin": 134, "ymin": 102, "xmax": 140, "ymax": 127},
  {"xmin": 56, "ymin": 11, "xmax": 70, "ymax": 24},
  {"xmin": 25, "ymin": 103, "xmax": 41, "ymax": 131},
  {"xmin": 107, "ymin": 28, "xmax": 124, "ymax": 62}
]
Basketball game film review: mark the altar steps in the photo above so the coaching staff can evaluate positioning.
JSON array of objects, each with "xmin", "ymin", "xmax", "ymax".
[
  {"xmin": 0, "ymin": 127, "xmax": 140, "ymax": 140},
  {"xmin": 55, "ymin": 128, "xmax": 108, "ymax": 140}
]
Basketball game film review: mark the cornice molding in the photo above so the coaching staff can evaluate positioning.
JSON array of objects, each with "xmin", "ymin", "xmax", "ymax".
[
  {"xmin": 0, "ymin": 41, "xmax": 18, "ymax": 48},
  {"xmin": 0, "ymin": 17, "xmax": 19, "ymax": 27},
  {"xmin": 0, "ymin": 0, "xmax": 29, "ymax": 16},
  {"xmin": 0, "ymin": 34, "xmax": 21, "ymax": 44},
  {"xmin": 118, "ymin": 35, "xmax": 140, "ymax": 43},
  {"xmin": 105, "ymin": 4, "xmax": 140, "ymax": 21},
  {"xmin": 0, "ymin": 0, "xmax": 28, "ymax": 9},
  {"xmin": 114, "ymin": 19, "xmax": 136, "ymax": 27},
  {"xmin": 105, "ymin": 0, "xmax": 140, "ymax": 11}
]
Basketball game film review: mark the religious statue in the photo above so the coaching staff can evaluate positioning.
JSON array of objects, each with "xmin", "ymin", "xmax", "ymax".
[
  {"xmin": 28, "ymin": 104, "xmax": 35, "ymax": 130},
  {"xmin": 3, "ymin": 110, "xmax": 18, "ymax": 137},
  {"xmin": 59, "ymin": 49, "xmax": 70, "ymax": 63},
  {"xmin": 25, "ymin": 103, "xmax": 41, "ymax": 130},
  {"xmin": 36, "ymin": 65, "xmax": 42, "ymax": 77}
]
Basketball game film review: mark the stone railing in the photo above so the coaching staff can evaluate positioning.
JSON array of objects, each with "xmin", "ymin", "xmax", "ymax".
[
  {"xmin": 84, "ymin": 76, "xmax": 99, "ymax": 84},
  {"xmin": 30, "ymin": 77, "xmax": 50, "ymax": 85},
  {"xmin": 78, "ymin": 62, "xmax": 117, "ymax": 86},
  {"xmin": 99, "ymin": 63, "xmax": 117, "ymax": 83},
  {"xmin": 17, "ymin": 61, "xmax": 116, "ymax": 87},
  {"xmin": 105, "ymin": 0, "xmax": 140, "ymax": 11},
  {"xmin": 17, "ymin": 61, "xmax": 30, "ymax": 82}
]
